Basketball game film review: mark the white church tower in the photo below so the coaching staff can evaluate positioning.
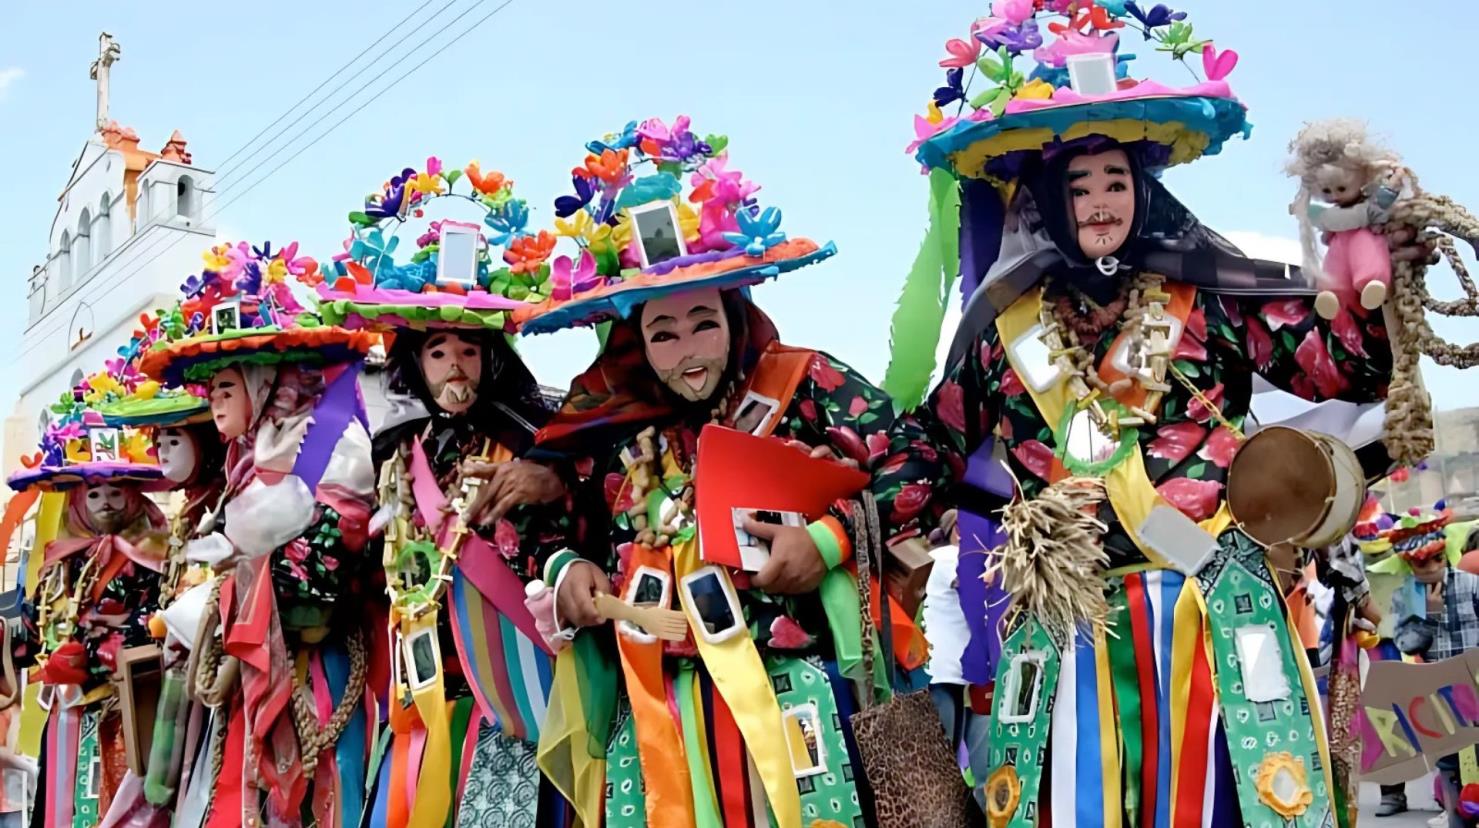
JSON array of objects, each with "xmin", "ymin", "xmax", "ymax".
[{"xmin": 2, "ymin": 33, "xmax": 218, "ymax": 480}]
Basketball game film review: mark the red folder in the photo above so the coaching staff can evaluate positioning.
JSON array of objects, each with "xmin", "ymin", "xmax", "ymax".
[{"xmin": 696, "ymin": 424, "xmax": 869, "ymax": 568}]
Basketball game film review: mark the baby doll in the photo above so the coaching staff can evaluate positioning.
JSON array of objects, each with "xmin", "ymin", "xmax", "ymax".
[{"xmin": 1287, "ymin": 119, "xmax": 1413, "ymax": 320}]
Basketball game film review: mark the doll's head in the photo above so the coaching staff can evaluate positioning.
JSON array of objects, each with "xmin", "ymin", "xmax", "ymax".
[{"xmin": 1285, "ymin": 119, "xmax": 1397, "ymax": 207}]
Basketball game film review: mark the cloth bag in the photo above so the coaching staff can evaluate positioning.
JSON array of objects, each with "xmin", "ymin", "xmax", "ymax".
[{"xmin": 847, "ymin": 495, "xmax": 975, "ymax": 828}]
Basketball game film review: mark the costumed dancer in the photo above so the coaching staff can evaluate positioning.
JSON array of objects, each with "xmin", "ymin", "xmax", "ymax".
[
  {"xmin": 137, "ymin": 241, "xmax": 379, "ymax": 828},
  {"xmin": 513, "ymin": 117, "xmax": 953, "ymax": 828},
  {"xmin": 7, "ymin": 378, "xmax": 172, "ymax": 826},
  {"xmin": 93, "ymin": 322, "xmax": 226, "ymax": 827},
  {"xmin": 885, "ymin": 4, "xmax": 1437, "ymax": 826},
  {"xmin": 316, "ymin": 157, "xmax": 574, "ymax": 827}
]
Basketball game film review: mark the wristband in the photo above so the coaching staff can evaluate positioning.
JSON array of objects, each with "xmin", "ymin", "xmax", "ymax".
[{"xmin": 807, "ymin": 518, "xmax": 852, "ymax": 570}]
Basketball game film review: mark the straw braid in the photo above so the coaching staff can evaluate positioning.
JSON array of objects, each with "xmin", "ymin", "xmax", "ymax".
[
  {"xmin": 291, "ymin": 629, "xmax": 368, "ymax": 778},
  {"xmin": 1382, "ymin": 192, "xmax": 1479, "ymax": 465}
]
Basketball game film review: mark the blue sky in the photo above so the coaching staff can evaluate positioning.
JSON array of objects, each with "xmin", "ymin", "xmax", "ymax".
[{"xmin": 0, "ymin": 0, "xmax": 1476, "ymax": 410}]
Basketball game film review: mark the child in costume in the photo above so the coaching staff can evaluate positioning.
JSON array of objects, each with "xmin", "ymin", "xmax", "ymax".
[
  {"xmin": 1373, "ymin": 505, "xmax": 1479, "ymax": 827},
  {"xmin": 8, "ymin": 383, "xmax": 171, "ymax": 827},
  {"xmin": 514, "ymin": 118, "xmax": 944, "ymax": 827},
  {"xmin": 887, "ymin": 4, "xmax": 1437, "ymax": 826},
  {"xmin": 317, "ymin": 161, "xmax": 575, "ymax": 827},
  {"xmin": 138, "ymin": 241, "xmax": 378, "ymax": 828}
]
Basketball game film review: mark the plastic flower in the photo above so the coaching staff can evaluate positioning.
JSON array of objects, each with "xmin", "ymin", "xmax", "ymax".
[
  {"xmin": 367, "ymin": 168, "xmax": 415, "ymax": 220},
  {"xmin": 615, "ymin": 173, "xmax": 682, "ymax": 209},
  {"xmin": 939, "ymin": 36, "xmax": 981, "ymax": 68},
  {"xmin": 1014, "ymin": 78, "xmax": 1055, "ymax": 101},
  {"xmin": 586, "ymin": 120, "xmax": 639, "ymax": 155},
  {"xmin": 554, "ymin": 175, "xmax": 596, "ymax": 218},
  {"xmin": 549, "ymin": 249, "xmax": 601, "ymax": 300},
  {"xmin": 581, "ymin": 149, "xmax": 631, "ymax": 188},
  {"xmin": 264, "ymin": 257, "xmax": 289, "ymax": 285},
  {"xmin": 981, "ymin": 19, "xmax": 1042, "ymax": 55},
  {"xmin": 723, "ymin": 206, "xmax": 786, "ymax": 257},
  {"xmin": 907, "ymin": 111, "xmax": 960, "ymax": 155},
  {"xmin": 483, "ymin": 199, "xmax": 530, "ymax": 246},
  {"xmin": 1125, "ymin": 1, "xmax": 1185, "ymax": 36},
  {"xmin": 991, "ymin": 0, "xmax": 1033, "ymax": 25},
  {"xmin": 425, "ymin": 156, "xmax": 443, "ymax": 177},
  {"xmin": 503, "ymin": 231, "xmax": 556, "ymax": 275},
  {"xmin": 1155, "ymin": 19, "xmax": 1207, "ymax": 59},
  {"xmin": 407, "ymin": 171, "xmax": 444, "ymax": 198},
  {"xmin": 464, "ymin": 162, "xmax": 508, "ymax": 197},
  {"xmin": 1034, "ymin": 30, "xmax": 1119, "ymax": 67},
  {"xmin": 674, "ymin": 199, "xmax": 701, "ymax": 243},
  {"xmin": 350, "ymin": 228, "xmax": 400, "ymax": 273}
]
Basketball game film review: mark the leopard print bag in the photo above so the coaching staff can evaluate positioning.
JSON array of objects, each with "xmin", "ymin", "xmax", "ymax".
[{"xmin": 849, "ymin": 495, "xmax": 975, "ymax": 828}]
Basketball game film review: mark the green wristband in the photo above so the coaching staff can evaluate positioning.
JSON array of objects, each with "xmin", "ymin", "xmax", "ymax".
[{"xmin": 808, "ymin": 520, "xmax": 844, "ymax": 570}]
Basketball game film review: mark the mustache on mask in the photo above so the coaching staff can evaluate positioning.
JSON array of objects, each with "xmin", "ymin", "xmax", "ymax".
[{"xmin": 1078, "ymin": 211, "xmax": 1124, "ymax": 228}]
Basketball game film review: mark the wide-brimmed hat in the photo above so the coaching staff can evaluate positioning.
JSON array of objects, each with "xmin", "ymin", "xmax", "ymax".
[
  {"xmin": 8, "ymin": 370, "xmax": 166, "ymax": 493},
  {"xmin": 513, "ymin": 116, "xmax": 837, "ymax": 335},
  {"xmin": 315, "ymin": 157, "xmax": 553, "ymax": 333},
  {"xmin": 910, "ymin": 1, "xmax": 1251, "ymax": 185},
  {"xmin": 138, "ymin": 240, "xmax": 376, "ymax": 385}
]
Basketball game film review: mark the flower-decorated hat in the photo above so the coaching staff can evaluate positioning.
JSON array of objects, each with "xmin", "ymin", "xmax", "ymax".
[
  {"xmin": 93, "ymin": 315, "xmax": 209, "ymax": 428},
  {"xmin": 138, "ymin": 241, "xmax": 377, "ymax": 386},
  {"xmin": 512, "ymin": 116, "xmax": 837, "ymax": 335},
  {"xmin": 911, "ymin": 0, "xmax": 1251, "ymax": 185},
  {"xmin": 8, "ymin": 369, "xmax": 165, "ymax": 493},
  {"xmin": 1367, "ymin": 501, "xmax": 1468, "ymax": 574},
  {"xmin": 315, "ymin": 157, "xmax": 550, "ymax": 333}
]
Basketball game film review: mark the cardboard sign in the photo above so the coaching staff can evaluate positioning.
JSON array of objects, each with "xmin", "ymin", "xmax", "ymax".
[
  {"xmin": 1359, "ymin": 649, "xmax": 1479, "ymax": 783},
  {"xmin": 695, "ymin": 425, "xmax": 869, "ymax": 570}
]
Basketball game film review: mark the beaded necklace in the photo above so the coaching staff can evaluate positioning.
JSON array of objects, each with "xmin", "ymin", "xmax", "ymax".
[{"xmin": 1038, "ymin": 270, "xmax": 1173, "ymax": 441}]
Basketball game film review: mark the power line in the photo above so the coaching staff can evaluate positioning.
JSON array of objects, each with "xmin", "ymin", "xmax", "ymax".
[
  {"xmin": 24, "ymin": 0, "xmax": 470, "ymax": 348},
  {"xmin": 92, "ymin": 0, "xmax": 517, "ymax": 322},
  {"xmin": 214, "ymin": 0, "xmax": 442, "ymax": 171}
]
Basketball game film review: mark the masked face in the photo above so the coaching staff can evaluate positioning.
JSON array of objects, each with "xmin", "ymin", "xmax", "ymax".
[
  {"xmin": 156, "ymin": 427, "xmax": 200, "ymax": 484},
  {"xmin": 419, "ymin": 332, "xmax": 483, "ymax": 415},
  {"xmin": 1067, "ymin": 148, "xmax": 1135, "ymax": 260},
  {"xmin": 208, "ymin": 367, "xmax": 253, "ymax": 440},
  {"xmin": 83, "ymin": 484, "xmax": 130, "ymax": 534},
  {"xmin": 639, "ymin": 288, "xmax": 731, "ymax": 403}
]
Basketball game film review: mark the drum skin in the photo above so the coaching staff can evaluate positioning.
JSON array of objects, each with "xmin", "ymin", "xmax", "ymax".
[{"xmin": 1227, "ymin": 426, "xmax": 1365, "ymax": 548}]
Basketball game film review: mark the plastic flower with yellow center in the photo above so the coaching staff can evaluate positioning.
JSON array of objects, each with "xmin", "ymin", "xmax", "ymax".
[
  {"xmin": 555, "ymin": 210, "xmax": 625, "ymax": 258},
  {"xmin": 407, "ymin": 171, "xmax": 444, "ymax": 198},
  {"xmin": 202, "ymin": 245, "xmax": 231, "ymax": 273},
  {"xmin": 984, "ymin": 765, "xmax": 1021, "ymax": 828},
  {"xmin": 1255, "ymin": 752, "xmax": 1312, "ymax": 818},
  {"xmin": 121, "ymin": 431, "xmax": 153, "ymax": 464},
  {"xmin": 264, "ymin": 257, "xmax": 289, "ymax": 285},
  {"xmin": 83, "ymin": 373, "xmax": 123, "ymax": 405}
]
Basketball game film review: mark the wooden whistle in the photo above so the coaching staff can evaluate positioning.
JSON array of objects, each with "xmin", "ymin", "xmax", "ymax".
[{"xmin": 593, "ymin": 593, "xmax": 689, "ymax": 642}]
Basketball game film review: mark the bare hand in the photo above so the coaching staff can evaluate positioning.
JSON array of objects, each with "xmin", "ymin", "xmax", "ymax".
[
  {"xmin": 785, "ymin": 440, "xmax": 860, "ymax": 470},
  {"xmin": 1427, "ymin": 580, "xmax": 1446, "ymax": 613},
  {"xmin": 1387, "ymin": 225, "xmax": 1440, "ymax": 264},
  {"xmin": 462, "ymin": 460, "xmax": 566, "ymax": 527},
  {"xmin": 555, "ymin": 562, "xmax": 612, "ymax": 628},
  {"xmin": 748, "ymin": 514, "xmax": 827, "ymax": 595}
]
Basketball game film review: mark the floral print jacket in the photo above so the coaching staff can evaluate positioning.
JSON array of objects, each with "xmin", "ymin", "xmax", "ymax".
[
  {"xmin": 919, "ymin": 285, "xmax": 1391, "ymax": 569},
  {"xmin": 569, "ymin": 351, "xmax": 940, "ymax": 652}
]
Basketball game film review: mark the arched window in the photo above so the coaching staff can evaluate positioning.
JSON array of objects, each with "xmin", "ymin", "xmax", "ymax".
[
  {"xmin": 74, "ymin": 209, "xmax": 92, "ymax": 276},
  {"xmin": 177, "ymin": 175, "xmax": 196, "ymax": 221},
  {"xmin": 58, "ymin": 231, "xmax": 72, "ymax": 291},
  {"xmin": 94, "ymin": 193, "xmax": 112, "ymax": 261}
]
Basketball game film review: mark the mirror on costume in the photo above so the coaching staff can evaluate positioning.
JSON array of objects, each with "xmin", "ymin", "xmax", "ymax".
[
  {"xmin": 1068, "ymin": 148, "xmax": 1135, "ymax": 259},
  {"xmin": 419, "ymin": 332, "xmax": 483, "ymax": 415},
  {"xmin": 1062, "ymin": 407, "xmax": 1119, "ymax": 468},
  {"xmin": 208, "ymin": 367, "xmax": 253, "ymax": 440},
  {"xmin": 639, "ymin": 287, "xmax": 731, "ymax": 403},
  {"xmin": 83, "ymin": 483, "xmax": 130, "ymax": 534},
  {"xmin": 156, "ymin": 427, "xmax": 200, "ymax": 484}
]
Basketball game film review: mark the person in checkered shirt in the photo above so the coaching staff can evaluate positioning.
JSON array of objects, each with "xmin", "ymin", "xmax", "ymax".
[{"xmin": 1388, "ymin": 510, "xmax": 1479, "ymax": 826}]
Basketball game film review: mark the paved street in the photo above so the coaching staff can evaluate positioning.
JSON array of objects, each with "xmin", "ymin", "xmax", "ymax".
[{"xmin": 1358, "ymin": 779, "xmax": 1446, "ymax": 827}]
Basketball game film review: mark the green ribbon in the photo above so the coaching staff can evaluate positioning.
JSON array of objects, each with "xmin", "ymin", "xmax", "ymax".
[
  {"xmin": 1105, "ymin": 588, "xmax": 1144, "ymax": 826},
  {"xmin": 545, "ymin": 551, "xmax": 618, "ymax": 758},
  {"xmin": 675, "ymin": 665, "xmax": 723, "ymax": 828}
]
